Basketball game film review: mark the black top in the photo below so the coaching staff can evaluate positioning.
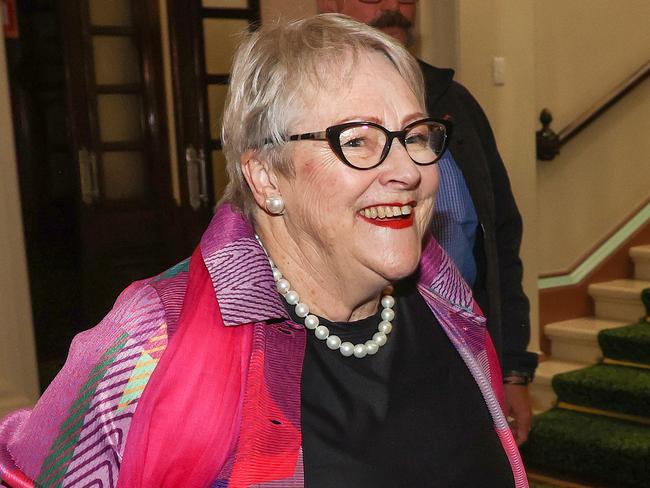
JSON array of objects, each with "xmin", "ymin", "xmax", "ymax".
[{"xmin": 294, "ymin": 279, "xmax": 515, "ymax": 488}]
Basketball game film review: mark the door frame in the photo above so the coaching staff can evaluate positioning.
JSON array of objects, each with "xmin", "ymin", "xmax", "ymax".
[{"xmin": 166, "ymin": 0, "xmax": 261, "ymax": 255}]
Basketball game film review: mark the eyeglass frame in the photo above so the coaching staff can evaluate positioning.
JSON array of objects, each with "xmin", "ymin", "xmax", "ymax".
[{"xmin": 281, "ymin": 117, "xmax": 453, "ymax": 170}]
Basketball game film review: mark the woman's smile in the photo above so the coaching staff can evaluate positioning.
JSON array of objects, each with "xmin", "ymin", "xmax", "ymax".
[{"xmin": 357, "ymin": 201, "xmax": 416, "ymax": 229}]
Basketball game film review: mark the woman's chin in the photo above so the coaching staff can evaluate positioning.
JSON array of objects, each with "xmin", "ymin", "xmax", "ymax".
[{"xmin": 374, "ymin": 253, "xmax": 421, "ymax": 283}]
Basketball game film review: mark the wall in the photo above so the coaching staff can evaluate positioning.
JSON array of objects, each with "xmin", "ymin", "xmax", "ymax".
[
  {"xmin": 415, "ymin": 0, "xmax": 457, "ymax": 71},
  {"xmin": 535, "ymin": 0, "xmax": 650, "ymax": 274},
  {"xmin": 261, "ymin": 0, "xmax": 316, "ymax": 22},
  {"xmin": 0, "ymin": 34, "xmax": 40, "ymax": 415},
  {"xmin": 451, "ymin": 0, "xmax": 650, "ymax": 344},
  {"xmin": 454, "ymin": 0, "xmax": 540, "ymax": 351}
]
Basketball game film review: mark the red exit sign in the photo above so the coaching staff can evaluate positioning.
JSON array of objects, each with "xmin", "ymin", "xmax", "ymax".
[{"xmin": 3, "ymin": 0, "xmax": 19, "ymax": 39}]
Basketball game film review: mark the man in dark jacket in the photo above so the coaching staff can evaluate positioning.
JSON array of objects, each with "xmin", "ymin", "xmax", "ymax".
[{"xmin": 317, "ymin": 0, "xmax": 538, "ymax": 444}]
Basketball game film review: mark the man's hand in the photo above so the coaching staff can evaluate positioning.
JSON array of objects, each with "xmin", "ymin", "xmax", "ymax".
[{"xmin": 503, "ymin": 383, "xmax": 532, "ymax": 445}]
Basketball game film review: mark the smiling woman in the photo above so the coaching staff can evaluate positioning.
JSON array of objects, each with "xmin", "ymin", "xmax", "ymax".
[
  {"xmin": 238, "ymin": 50, "xmax": 440, "ymax": 316},
  {"xmin": 0, "ymin": 13, "xmax": 527, "ymax": 488}
]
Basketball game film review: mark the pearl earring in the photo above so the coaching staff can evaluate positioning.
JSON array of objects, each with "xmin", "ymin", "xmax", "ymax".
[{"xmin": 265, "ymin": 195, "xmax": 285, "ymax": 215}]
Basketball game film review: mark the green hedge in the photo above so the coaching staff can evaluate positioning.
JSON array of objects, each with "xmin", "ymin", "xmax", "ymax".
[
  {"xmin": 522, "ymin": 409, "xmax": 650, "ymax": 487},
  {"xmin": 552, "ymin": 364, "xmax": 650, "ymax": 418},
  {"xmin": 599, "ymin": 321, "xmax": 650, "ymax": 365}
]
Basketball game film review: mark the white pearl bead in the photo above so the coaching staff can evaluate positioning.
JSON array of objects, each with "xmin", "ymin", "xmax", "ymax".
[
  {"xmin": 339, "ymin": 342, "xmax": 354, "ymax": 357},
  {"xmin": 373, "ymin": 332, "xmax": 387, "ymax": 346},
  {"xmin": 378, "ymin": 320, "xmax": 392, "ymax": 334},
  {"xmin": 353, "ymin": 344, "xmax": 368, "ymax": 358},
  {"xmin": 315, "ymin": 325, "xmax": 329, "ymax": 340},
  {"xmin": 295, "ymin": 303, "xmax": 310, "ymax": 318},
  {"xmin": 304, "ymin": 314, "xmax": 319, "ymax": 330},
  {"xmin": 276, "ymin": 279, "xmax": 290, "ymax": 294},
  {"xmin": 381, "ymin": 295, "xmax": 395, "ymax": 308},
  {"xmin": 365, "ymin": 340, "xmax": 379, "ymax": 355},
  {"xmin": 266, "ymin": 195, "xmax": 285, "ymax": 215},
  {"xmin": 285, "ymin": 290, "xmax": 300, "ymax": 305},
  {"xmin": 381, "ymin": 308, "xmax": 395, "ymax": 322},
  {"xmin": 264, "ymin": 249, "xmax": 395, "ymax": 359},
  {"xmin": 326, "ymin": 335, "xmax": 342, "ymax": 350}
]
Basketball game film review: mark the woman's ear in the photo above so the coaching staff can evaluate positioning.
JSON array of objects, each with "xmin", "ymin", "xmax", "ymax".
[{"xmin": 240, "ymin": 150, "xmax": 283, "ymax": 213}]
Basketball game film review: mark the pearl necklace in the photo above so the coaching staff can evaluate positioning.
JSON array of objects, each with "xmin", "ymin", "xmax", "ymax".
[{"xmin": 265, "ymin": 254, "xmax": 395, "ymax": 359}]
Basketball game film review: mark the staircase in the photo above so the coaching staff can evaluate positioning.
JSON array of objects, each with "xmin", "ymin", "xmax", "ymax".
[
  {"xmin": 525, "ymin": 245, "xmax": 650, "ymax": 487},
  {"xmin": 531, "ymin": 245, "xmax": 650, "ymax": 413}
]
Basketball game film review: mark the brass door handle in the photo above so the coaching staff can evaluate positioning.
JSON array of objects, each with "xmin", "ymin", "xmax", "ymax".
[
  {"xmin": 78, "ymin": 147, "xmax": 99, "ymax": 204},
  {"xmin": 186, "ymin": 145, "xmax": 209, "ymax": 211}
]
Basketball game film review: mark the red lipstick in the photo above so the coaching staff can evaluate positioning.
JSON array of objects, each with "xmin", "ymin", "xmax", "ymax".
[
  {"xmin": 358, "ymin": 201, "xmax": 416, "ymax": 229},
  {"xmin": 360, "ymin": 213, "xmax": 414, "ymax": 229}
]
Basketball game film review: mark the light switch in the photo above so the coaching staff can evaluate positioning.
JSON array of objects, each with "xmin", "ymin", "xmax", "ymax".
[{"xmin": 493, "ymin": 56, "xmax": 506, "ymax": 86}]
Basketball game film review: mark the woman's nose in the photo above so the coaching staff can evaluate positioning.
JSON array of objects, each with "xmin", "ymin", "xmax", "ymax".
[{"xmin": 377, "ymin": 139, "xmax": 422, "ymax": 189}]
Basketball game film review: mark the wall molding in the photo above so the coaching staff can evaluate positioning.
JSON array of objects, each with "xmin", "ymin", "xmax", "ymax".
[
  {"xmin": 539, "ymin": 199, "xmax": 650, "ymax": 289},
  {"xmin": 538, "ymin": 207, "xmax": 650, "ymax": 355}
]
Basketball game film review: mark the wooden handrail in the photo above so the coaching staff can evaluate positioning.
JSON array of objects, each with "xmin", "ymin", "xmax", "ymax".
[{"xmin": 537, "ymin": 60, "xmax": 650, "ymax": 160}]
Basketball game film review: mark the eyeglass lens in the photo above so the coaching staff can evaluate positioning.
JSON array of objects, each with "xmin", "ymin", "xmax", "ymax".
[{"xmin": 338, "ymin": 121, "xmax": 446, "ymax": 168}]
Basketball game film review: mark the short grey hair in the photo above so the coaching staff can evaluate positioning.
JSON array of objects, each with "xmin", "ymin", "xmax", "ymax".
[{"xmin": 220, "ymin": 13, "xmax": 425, "ymax": 219}]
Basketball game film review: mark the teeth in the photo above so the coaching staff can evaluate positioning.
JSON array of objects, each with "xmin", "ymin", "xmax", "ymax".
[{"xmin": 360, "ymin": 204, "xmax": 414, "ymax": 220}]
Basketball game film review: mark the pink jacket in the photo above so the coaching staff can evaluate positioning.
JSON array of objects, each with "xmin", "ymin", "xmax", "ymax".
[{"xmin": 0, "ymin": 204, "xmax": 527, "ymax": 487}]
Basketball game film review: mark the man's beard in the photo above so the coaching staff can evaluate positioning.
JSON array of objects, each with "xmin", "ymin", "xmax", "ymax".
[{"xmin": 369, "ymin": 10, "xmax": 415, "ymax": 47}]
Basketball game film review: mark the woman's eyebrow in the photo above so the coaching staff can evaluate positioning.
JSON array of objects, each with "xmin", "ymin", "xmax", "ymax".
[
  {"xmin": 330, "ymin": 115, "xmax": 383, "ymax": 125},
  {"xmin": 402, "ymin": 112, "xmax": 428, "ymax": 125},
  {"xmin": 330, "ymin": 112, "xmax": 427, "ymax": 127}
]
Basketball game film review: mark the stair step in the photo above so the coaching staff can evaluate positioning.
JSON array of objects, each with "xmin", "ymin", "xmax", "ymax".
[
  {"xmin": 530, "ymin": 360, "xmax": 585, "ymax": 413},
  {"xmin": 630, "ymin": 245, "xmax": 650, "ymax": 280},
  {"xmin": 599, "ymin": 321, "xmax": 650, "ymax": 365},
  {"xmin": 522, "ymin": 409, "xmax": 650, "ymax": 487},
  {"xmin": 528, "ymin": 471, "xmax": 599, "ymax": 488},
  {"xmin": 553, "ymin": 364, "xmax": 650, "ymax": 419},
  {"xmin": 588, "ymin": 279, "xmax": 650, "ymax": 322},
  {"xmin": 545, "ymin": 317, "xmax": 625, "ymax": 363}
]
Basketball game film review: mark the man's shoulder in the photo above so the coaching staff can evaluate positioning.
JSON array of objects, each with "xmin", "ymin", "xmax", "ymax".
[
  {"xmin": 417, "ymin": 59, "xmax": 477, "ymax": 110},
  {"xmin": 418, "ymin": 59, "xmax": 454, "ymax": 89}
]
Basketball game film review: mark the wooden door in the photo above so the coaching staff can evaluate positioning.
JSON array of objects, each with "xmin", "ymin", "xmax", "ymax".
[
  {"xmin": 7, "ymin": 0, "xmax": 175, "ymax": 388},
  {"xmin": 167, "ymin": 0, "xmax": 260, "ymax": 253},
  {"xmin": 60, "ymin": 0, "xmax": 176, "ymax": 328}
]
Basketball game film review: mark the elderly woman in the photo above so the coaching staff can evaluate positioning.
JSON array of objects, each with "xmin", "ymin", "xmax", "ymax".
[{"xmin": 0, "ymin": 14, "xmax": 526, "ymax": 488}]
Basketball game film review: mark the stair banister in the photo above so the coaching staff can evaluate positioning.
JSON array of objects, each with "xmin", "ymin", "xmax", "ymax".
[{"xmin": 537, "ymin": 59, "xmax": 650, "ymax": 161}]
